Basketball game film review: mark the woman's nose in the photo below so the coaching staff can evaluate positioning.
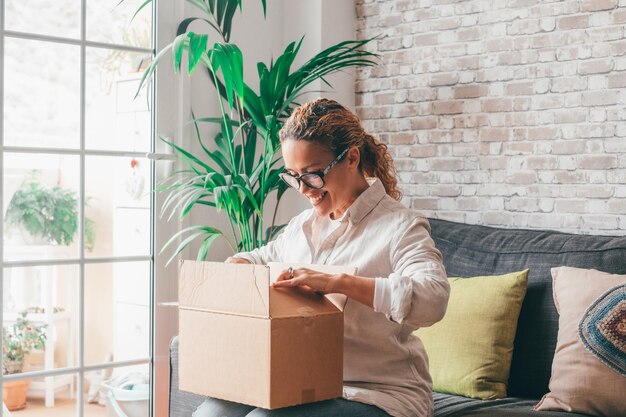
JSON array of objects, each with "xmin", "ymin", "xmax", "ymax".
[{"xmin": 298, "ymin": 180, "xmax": 311, "ymax": 194}]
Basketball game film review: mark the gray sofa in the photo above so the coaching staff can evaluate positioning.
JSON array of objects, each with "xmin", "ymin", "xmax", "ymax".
[{"xmin": 169, "ymin": 218, "xmax": 626, "ymax": 417}]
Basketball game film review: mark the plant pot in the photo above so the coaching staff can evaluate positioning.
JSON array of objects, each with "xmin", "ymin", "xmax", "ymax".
[{"xmin": 3, "ymin": 379, "xmax": 30, "ymax": 411}]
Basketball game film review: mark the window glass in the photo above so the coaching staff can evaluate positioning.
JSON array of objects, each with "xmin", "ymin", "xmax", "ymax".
[
  {"xmin": 4, "ymin": 0, "xmax": 81, "ymax": 39},
  {"xmin": 2, "ymin": 265, "xmax": 79, "ymax": 375},
  {"xmin": 85, "ymin": 156, "xmax": 150, "ymax": 258},
  {"xmin": 85, "ymin": 262, "xmax": 150, "ymax": 365},
  {"xmin": 85, "ymin": 48, "xmax": 151, "ymax": 152},
  {"xmin": 87, "ymin": 0, "xmax": 152, "ymax": 48},
  {"xmin": 3, "ymin": 39, "xmax": 80, "ymax": 149},
  {"xmin": 3, "ymin": 153, "xmax": 80, "ymax": 262},
  {"xmin": 83, "ymin": 364, "xmax": 150, "ymax": 417}
]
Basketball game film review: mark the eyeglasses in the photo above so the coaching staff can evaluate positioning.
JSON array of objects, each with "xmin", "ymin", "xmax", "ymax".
[{"xmin": 279, "ymin": 148, "xmax": 349, "ymax": 190}]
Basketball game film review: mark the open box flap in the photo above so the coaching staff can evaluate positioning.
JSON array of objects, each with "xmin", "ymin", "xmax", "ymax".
[{"xmin": 179, "ymin": 260, "xmax": 270, "ymax": 318}]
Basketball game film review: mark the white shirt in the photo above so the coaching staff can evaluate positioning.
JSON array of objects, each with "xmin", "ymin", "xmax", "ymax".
[
  {"xmin": 235, "ymin": 179, "xmax": 449, "ymax": 417},
  {"xmin": 311, "ymin": 211, "xmax": 345, "ymax": 251},
  {"xmin": 316, "ymin": 212, "xmax": 392, "ymax": 312}
]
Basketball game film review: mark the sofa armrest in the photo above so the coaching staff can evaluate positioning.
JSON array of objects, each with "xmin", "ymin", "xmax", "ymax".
[{"xmin": 169, "ymin": 335, "xmax": 207, "ymax": 417}]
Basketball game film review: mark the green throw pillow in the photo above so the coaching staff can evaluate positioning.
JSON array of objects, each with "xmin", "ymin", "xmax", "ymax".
[{"xmin": 414, "ymin": 270, "xmax": 529, "ymax": 400}]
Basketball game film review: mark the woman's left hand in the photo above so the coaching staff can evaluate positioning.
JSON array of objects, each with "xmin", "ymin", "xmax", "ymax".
[{"xmin": 273, "ymin": 267, "xmax": 341, "ymax": 295}]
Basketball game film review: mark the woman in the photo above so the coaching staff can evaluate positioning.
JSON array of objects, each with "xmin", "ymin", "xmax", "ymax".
[{"xmin": 193, "ymin": 98, "xmax": 449, "ymax": 417}]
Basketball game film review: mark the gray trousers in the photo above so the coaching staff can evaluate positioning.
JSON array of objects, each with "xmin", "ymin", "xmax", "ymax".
[{"xmin": 192, "ymin": 397, "xmax": 392, "ymax": 417}]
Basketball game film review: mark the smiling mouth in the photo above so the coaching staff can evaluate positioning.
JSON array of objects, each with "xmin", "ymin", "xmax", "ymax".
[{"xmin": 309, "ymin": 191, "xmax": 327, "ymax": 206}]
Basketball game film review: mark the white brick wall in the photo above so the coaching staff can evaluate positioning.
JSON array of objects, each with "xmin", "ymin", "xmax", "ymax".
[{"xmin": 356, "ymin": 0, "xmax": 626, "ymax": 234}]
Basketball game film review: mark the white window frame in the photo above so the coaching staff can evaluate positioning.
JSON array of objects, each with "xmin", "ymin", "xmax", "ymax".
[
  {"xmin": 152, "ymin": 1, "xmax": 188, "ymax": 416},
  {"xmin": 0, "ymin": 1, "xmax": 186, "ymax": 416}
]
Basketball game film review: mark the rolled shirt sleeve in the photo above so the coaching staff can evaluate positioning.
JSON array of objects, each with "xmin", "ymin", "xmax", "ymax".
[
  {"xmin": 382, "ymin": 216, "xmax": 450, "ymax": 329},
  {"xmin": 373, "ymin": 277, "xmax": 393, "ymax": 314}
]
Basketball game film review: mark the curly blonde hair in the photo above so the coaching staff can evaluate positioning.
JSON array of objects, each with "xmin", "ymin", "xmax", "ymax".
[{"xmin": 279, "ymin": 98, "xmax": 401, "ymax": 200}]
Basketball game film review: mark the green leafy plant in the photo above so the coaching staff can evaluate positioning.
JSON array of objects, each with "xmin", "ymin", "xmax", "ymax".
[
  {"xmin": 137, "ymin": 0, "xmax": 378, "ymax": 263},
  {"xmin": 2, "ymin": 311, "xmax": 47, "ymax": 375},
  {"xmin": 4, "ymin": 172, "xmax": 96, "ymax": 249}
]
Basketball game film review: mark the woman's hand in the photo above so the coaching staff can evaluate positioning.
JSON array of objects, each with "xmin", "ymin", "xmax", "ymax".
[
  {"xmin": 274, "ymin": 267, "xmax": 376, "ymax": 308},
  {"xmin": 273, "ymin": 267, "xmax": 342, "ymax": 295},
  {"xmin": 225, "ymin": 256, "xmax": 251, "ymax": 264}
]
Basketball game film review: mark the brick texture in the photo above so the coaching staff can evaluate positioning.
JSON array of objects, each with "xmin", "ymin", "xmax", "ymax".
[{"xmin": 356, "ymin": 0, "xmax": 626, "ymax": 234}]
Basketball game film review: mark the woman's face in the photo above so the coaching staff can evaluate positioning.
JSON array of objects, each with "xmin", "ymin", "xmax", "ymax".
[{"xmin": 281, "ymin": 139, "xmax": 361, "ymax": 219}]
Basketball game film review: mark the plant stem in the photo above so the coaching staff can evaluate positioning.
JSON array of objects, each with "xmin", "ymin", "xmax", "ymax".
[
  {"xmin": 225, "ymin": 212, "xmax": 239, "ymax": 254},
  {"xmin": 268, "ymin": 190, "xmax": 281, "ymax": 241},
  {"xmin": 207, "ymin": 50, "xmax": 238, "ymax": 177}
]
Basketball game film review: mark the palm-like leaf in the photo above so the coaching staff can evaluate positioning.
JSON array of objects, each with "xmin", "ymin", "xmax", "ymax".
[{"xmin": 138, "ymin": 0, "xmax": 378, "ymax": 261}]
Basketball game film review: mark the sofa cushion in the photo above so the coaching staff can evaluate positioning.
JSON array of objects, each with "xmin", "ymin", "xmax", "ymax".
[
  {"xmin": 534, "ymin": 267, "xmax": 626, "ymax": 417},
  {"xmin": 415, "ymin": 271, "xmax": 528, "ymax": 400},
  {"xmin": 428, "ymin": 218, "xmax": 626, "ymax": 399},
  {"xmin": 433, "ymin": 392, "xmax": 590, "ymax": 417}
]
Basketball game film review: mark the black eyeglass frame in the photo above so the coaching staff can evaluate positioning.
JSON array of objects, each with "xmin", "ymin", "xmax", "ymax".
[{"xmin": 279, "ymin": 147, "xmax": 350, "ymax": 190}]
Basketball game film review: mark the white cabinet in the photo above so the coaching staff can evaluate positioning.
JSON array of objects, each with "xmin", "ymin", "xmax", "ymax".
[
  {"xmin": 113, "ymin": 207, "xmax": 150, "ymax": 257},
  {"xmin": 112, "ymin": 206, "xmax": 150, "ymax": 376},
  {"xmin": 114, "ymin": 303, "xmax": 150, "ymax": 361},
  {"xmin": 111, "ymin": 155, "xmax": 151, "ymax": 376}
]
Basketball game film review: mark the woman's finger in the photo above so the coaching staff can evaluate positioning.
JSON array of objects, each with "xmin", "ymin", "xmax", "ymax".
[
  {"xmin": 273, "ymin": 277, "xmax": 297, "ymax": 287},
  {"xmin": 276, "ymin": 268, "xmax": 295, "ymax": 282},
  {"xmin": 275, "ymin": 271, "xmax": 289, "ymax": 282}
]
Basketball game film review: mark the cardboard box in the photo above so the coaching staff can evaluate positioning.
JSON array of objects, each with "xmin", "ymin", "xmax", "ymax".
[{"xmin": 178, "ymin": 260, "xmax": 356, "ymax": 409}]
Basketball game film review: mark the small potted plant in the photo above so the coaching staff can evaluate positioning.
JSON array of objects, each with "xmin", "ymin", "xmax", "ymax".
[
  {"xmin": 4, "ymin": 171, "xmax": 95, "ymax": 249},
  {"xmin": 2, "ymin": 311, "xmax": 47, "ymax": 410}
]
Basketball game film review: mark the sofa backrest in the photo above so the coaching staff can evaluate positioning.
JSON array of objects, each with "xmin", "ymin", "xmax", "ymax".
[{"xmin": 428, "ymin": 218, "xmax": 626, "ymax": 399}]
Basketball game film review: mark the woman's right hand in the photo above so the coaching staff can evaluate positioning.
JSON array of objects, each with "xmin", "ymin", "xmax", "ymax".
[{"xmin": 225, "ymin": 256, "xmax": 251, "ymax": 264}]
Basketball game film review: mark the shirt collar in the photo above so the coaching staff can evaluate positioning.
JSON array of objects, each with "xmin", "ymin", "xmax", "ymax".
[
  {"xmin": 344, "ymin": 178, "xmax": 386, "ymax": 225},
  {"xmin": 304, "ymin": 178, "xmax": 387, "ymax": 226}
]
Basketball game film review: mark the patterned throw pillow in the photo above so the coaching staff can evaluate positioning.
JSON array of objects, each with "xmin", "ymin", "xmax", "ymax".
[
  {"xmin": 578, "ymin": 284, "xmax": 626, "ymax": 378},
  {"xmin": 534, "ymin": 267, "xmax": 626, "ymax": 417}
]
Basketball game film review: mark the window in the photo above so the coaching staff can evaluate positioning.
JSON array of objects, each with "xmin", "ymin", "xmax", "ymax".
[{"xmin": 0, "ymin": 1, "xmax": 177, "ymax": 416}]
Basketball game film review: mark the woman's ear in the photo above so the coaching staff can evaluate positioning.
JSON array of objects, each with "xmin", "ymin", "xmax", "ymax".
[{"xmin": 346, "ymin": 146, "xmax": 360, "ymax": 169}]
